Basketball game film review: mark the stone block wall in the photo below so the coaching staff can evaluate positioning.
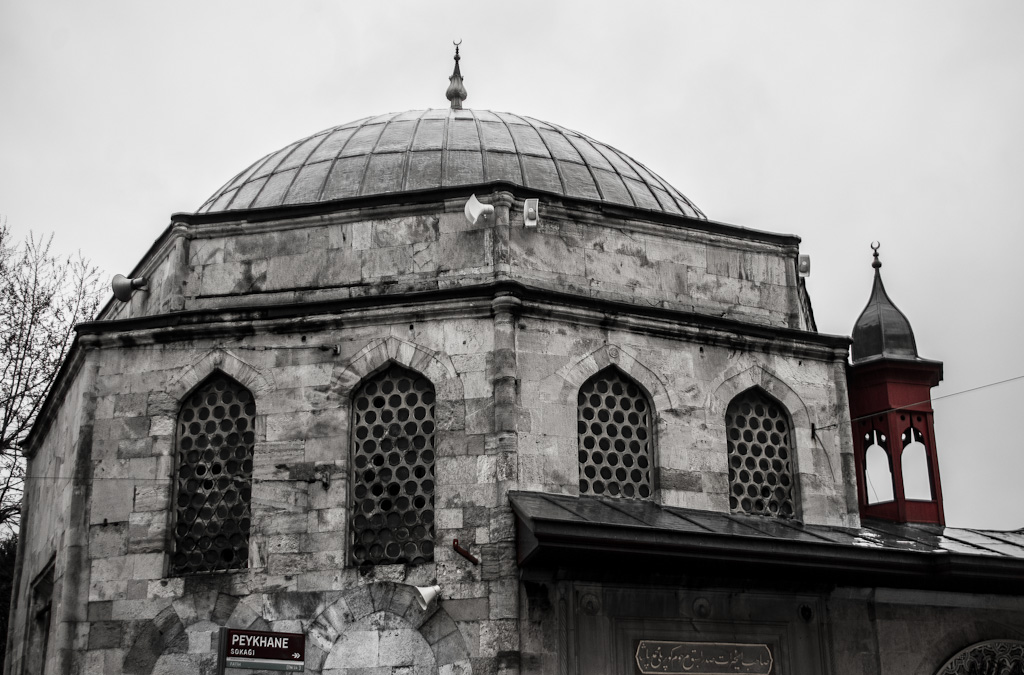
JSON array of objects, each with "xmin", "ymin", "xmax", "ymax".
[
  {"xmin": 99, "ymin": 194, "xmax": 808, "ymax": 332},
  {"xmin": 14, "ymin": 191, "xmax": 849, "ymax": 674},
  {"xmin": 6, "ymin": 353, "xmax": 94, "ymax": 675},
  {"xmin": 515, "ymin": 315, "xmax": 855, "ymax": 527},
  {"xmin": 10, "ymin": 293, "xmax": 853, "ymax": 673},
  {"xmin": 507, "ymin": 205, "xmax": 801, "ymax": 329},
  {"xmin": 63, "ymin": 315, "xmax": 516, "ymax": 674}
]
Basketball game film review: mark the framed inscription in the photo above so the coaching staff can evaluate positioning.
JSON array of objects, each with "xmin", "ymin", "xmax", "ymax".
[{"xmin": 635, "ymin": 640, "xmax": 773, "ymax": 675}]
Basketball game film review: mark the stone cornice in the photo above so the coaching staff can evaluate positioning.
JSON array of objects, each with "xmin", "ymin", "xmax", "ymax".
[
  {"xmin": 171, "ymin": 182, "xmax": 801, "ymax": 247},
  {"xmin": 77, "ymin": 280, "xmax": 850, "ymax": 359}
]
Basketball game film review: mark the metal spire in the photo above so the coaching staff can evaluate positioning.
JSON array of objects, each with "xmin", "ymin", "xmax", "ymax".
[
  {"xmin": 446, "ymin": 41, "xmax": 467, "ymax": 110},
  {"xmin": 871, "ymin": 241, "xmax": 882, "ymax": 270}
]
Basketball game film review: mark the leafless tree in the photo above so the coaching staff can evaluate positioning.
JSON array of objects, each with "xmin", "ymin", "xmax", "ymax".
[{"xmin": 0, "ymin": 219, "xmax": 104, "ymax": 535}]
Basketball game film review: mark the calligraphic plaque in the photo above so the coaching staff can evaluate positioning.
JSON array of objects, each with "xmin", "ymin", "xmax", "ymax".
[{"xmin": 635, "ymin": 640, "xmax": 773, "ymax": 675}]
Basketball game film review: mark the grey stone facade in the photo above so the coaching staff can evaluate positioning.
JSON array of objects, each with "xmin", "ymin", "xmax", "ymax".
[{"xmin": 5, "ymin": 112, "xmax": 1022, "ymax": 675}]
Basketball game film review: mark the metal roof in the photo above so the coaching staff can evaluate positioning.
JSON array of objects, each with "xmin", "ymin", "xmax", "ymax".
[
  {"xmin": 851, "ymin": 248, "xmax": 919, "ymax": 363},
  {"xmin": 197, "ymin": 109, "xmax": 705, "ymax": 220},
  {"xmin": 510, "ymin": 491, "xmax": 1024, "ymax": 593}
]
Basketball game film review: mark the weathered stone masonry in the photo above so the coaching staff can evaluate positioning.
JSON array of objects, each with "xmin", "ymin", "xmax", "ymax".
[{"xmin": 10, "ymin": 102, "xmax": 1021, "ymax": 675}]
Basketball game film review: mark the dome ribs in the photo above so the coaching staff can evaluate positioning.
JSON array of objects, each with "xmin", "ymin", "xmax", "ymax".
[
  {"xmin": 444, "ymin": 110, "xmax": 485, "ymax": 187},
  {"xmin": 352, "ymin": 117, "xmax": 390, "ymax": 199},
  {"xmin": 475, "ymin": 109, "xmax": 524, "ymax": 185},
  {"xmin": 280, "ymin": 130, "xmax": 336, "ymax": 206},
  {"xmin": 398, "ymin": 114, "xmax": 426, "ymax": 193},
  {"xmin": 493, "ymin": 112, "xmax": 532, "ymax": 198},
  {"xmin": 211, "ymin": 150, "xmax": 276, "ymax": 212},
  {"xmin": 362, "ymin": 115, "xmax": 413, "ymax": 197},
  {"xmin": 317, "ymin": 118, "xmax": 378, "ymax": 203},
  {"xmin": 471, "ymin": 110, "xmax": 490, "ymax": 184},
  {"xmin": 196, "ymin": 109, "xmax": 706, "ymax": 221},
  {"xmin": 521, "ymin": 116, "xmax": 569, "ymax": 197},
  {"xmin": 590, "ymin": 142, "xmax": 641, "ymax": 210}
]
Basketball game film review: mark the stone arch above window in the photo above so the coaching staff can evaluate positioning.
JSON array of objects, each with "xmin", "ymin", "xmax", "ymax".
[
  {"xmin": 172, "ymin": 372, "xmax": 255, "ymax": 575},
  {"xmin": 577, "ymin": 367, "xmax": 654, "ymax": 500},
  {"xmin": 166, "ymin": 348, "xmax": 274, "ymax": 403},
  {"xmin": 708, "ymin": 364, "xmax": 812, "ymax": 432},
  {"xmin": 351, "ymin": 363, "xmax": 436, "ymax": 566},
  {"xmin": 555, "ymin": 344, "xmax": 673, "ymax": 415},
  {"xmin": 725, "ymin": 387, "xmax": 797, "ymax": 518}
]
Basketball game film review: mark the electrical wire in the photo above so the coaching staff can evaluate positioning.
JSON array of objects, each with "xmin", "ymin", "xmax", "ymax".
[{"xmin": 815, "ymin": 372, "xmax": 1024, "ymax": 433}]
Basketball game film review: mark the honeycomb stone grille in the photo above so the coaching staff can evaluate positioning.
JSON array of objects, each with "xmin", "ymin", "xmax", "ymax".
[
  {"xmin": 726, "ymin": 389, "xmax": 795, "ymax": 517},
  {"xmin": 577, "ymin": 369, "xmax": 653, "ymax": 499},
  {"xmin": 173, "ymin": 374, "xmax": 255, "ymax": 575},
  {"xmin": 352, "ymin": 365, "xmax": 436, "ymax": 566}
]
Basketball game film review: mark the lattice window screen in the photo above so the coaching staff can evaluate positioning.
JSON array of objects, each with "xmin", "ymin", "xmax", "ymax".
[
  {"xmin": 726, "ymin": 388, "xmax": 796, "ymax": 517},
  {"xmin": 577, "ymin": 368, "xmax": 653, "ymax": 499},
  {"xmin": 351, "ymin": 365, "xmax": 436, "ymax": 566},
  {"xmin": 173, "ymin": 373, "xmax": 255, "ymax": 575}
]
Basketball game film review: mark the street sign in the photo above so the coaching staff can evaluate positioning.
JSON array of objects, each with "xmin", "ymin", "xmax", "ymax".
[{"xmin": 218, "ymin": 627, "xmax": 305, "ymax": 672}]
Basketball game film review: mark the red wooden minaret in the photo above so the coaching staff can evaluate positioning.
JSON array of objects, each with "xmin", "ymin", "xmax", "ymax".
[{"xmin": 847, "ymin": 243, "xmax": 945, "ymax": 524}]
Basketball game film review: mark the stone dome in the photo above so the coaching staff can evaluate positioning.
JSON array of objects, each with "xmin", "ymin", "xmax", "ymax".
[{"xmin": 197, "ymin": 109, "xmax": 705, "ymax": 219}]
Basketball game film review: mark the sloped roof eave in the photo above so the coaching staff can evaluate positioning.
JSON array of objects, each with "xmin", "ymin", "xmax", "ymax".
[{"xmin": 510, "ymin": 491, "xmax": 1024, "ymax": 594}]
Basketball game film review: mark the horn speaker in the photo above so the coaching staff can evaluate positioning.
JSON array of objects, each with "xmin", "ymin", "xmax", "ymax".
[
  {"xmin": 111, "ymin": 274, "xmax": 148, "ymax": 302},
  {"xmin": 464, "ymin": 194, "xmax": 494, "ymax": 225},
  {"xmin": 415, "ymin": 585, "xmax": 442, "ymax": 611}
]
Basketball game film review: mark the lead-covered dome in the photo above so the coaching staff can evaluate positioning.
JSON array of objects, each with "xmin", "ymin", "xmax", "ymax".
[
  {"xmin": 198, "ymin": 109, "xmax": 705, "ymax": 219},
  {"xmin": 851, "ymin": 249, "xmax": 919, "ymax": 363}
]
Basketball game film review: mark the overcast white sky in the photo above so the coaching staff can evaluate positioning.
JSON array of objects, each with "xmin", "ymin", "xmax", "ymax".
[{"xmin": 2, "ymin": 1, "xmax": 1022, "ymax": 529}]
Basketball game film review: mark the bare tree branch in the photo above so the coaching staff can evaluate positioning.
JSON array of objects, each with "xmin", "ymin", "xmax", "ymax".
[{"xmin": 0, "ymin": 219, "xmax": 104, "ymax": 535}]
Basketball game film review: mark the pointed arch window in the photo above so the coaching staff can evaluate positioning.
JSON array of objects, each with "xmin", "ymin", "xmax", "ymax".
[
  {"xmin": 577, "ymin": 368, "xmax": 653, "ymax": 499},
  {"xmin": 172, "ymin": 373, "xmax": 255, "ymax": 575},
  {"xmin": 351, "ymin": 364, "xmax": 436, "ymax": 566},
  {"xmin": 864, "ymin": 429, "xmax": 895, "ymax": 504},
  {"xmin": 726, "ymin": 388, "xmax": 796, "ymax": 517},
  {"xmin": 901, "ymin": 425, "xmax": 933, "ymax": 500}
]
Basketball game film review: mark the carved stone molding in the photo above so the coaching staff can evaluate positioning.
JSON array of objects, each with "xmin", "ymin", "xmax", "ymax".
[{"xmin": 937, "ymin": 640, "xmax": 1024, "ymax": 675}]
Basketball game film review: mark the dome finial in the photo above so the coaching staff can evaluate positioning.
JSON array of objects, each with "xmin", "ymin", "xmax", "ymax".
[
  {"xmin": 851, "ymin": 241, "xmax": 919, "ymax": 363},
  {"xmin": 446, "ymin": 40, "xmax": 467, "ymax": 110}
]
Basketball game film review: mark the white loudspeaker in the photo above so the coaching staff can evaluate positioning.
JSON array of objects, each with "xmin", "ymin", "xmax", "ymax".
[
  {"xmin": 464, "ymin": 194, "xmax": 494, "ymax": 225},
  {"xmin": 415, "ymin": 585, "xmax": 441, "ymax": 611},
  {"xmin": 798, "ymin": 254, "xmax": 811, "ymax": 278},
  {"xmin": 111, "ymin": 274, "xmax": 149, "ymax": 302},
  {"xmin": 523, "ymin": 198, "xmax": 539, "ymax": 228}
]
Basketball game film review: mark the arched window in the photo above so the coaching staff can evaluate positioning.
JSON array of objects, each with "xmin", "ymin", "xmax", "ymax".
[
  {"xmin": 351, "ymin": 364, "xmax": 436, "ymax": 566},
  {"xmin": 577, "ymin": 368, "xmax": 653, "ymax": 499},
  {"xmin": 726, "ymin": 388, "xmax": 796, "ymax": 517},
  {"xmin": 172, "ymin": 373, "xmax": 255, "ymax": 575},
  {"xmin": 901, "ymin": 425, "xmax": 933, "ymax": 500},
  {"xmin": 864, "ymin": 429, "xmax": 894, "ymax": 504}
]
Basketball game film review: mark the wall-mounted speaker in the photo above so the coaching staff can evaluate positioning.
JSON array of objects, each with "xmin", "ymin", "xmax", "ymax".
[
  {"xmin": 464, "ymin": 194, "xmax": 494, "ymax": 225},
  {"xmin": 415, "ymin": 585, "xmax": 441, "ymax": 612},
  {"xmin": 111, "ymin": 274, "xmax": 148, "ymax": 302}
]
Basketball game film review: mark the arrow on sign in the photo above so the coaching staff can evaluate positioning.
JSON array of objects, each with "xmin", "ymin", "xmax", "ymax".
[{"xmin": 292, "ymin": 653, "xmax": 301, "ymax": 659}]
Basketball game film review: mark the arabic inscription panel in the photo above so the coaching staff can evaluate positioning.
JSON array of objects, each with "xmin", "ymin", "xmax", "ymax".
[{"xmin": 572, "ymin": 585, "xmax": 831, "ymax": 675}]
